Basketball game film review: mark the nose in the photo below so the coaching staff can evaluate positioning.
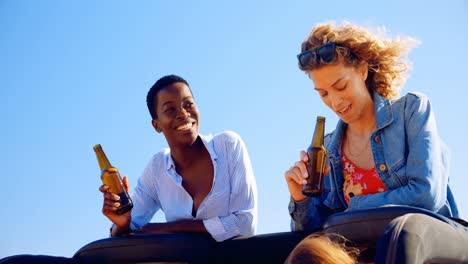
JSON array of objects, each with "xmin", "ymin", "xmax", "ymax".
[
  {"xmin": 330, "ymin": 94, "xmax": 344, "ymax": 109},
  {"xmin": 176, "ymin": 107, "xmax": 191, "ymax": 119}
]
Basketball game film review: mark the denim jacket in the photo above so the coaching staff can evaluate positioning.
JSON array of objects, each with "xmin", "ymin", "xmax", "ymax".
[{"xmin": 289, "ymin": 92, "xmax": 459, "ymax": 231}]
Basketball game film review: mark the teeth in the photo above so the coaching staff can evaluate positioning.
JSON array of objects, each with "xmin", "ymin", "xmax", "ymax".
[
  {"xmin": 176, "ymin": 123, "xmax": 193, "ymax": 131},
  {"xmin": 339, "ymin": 105, "xmax": 350, "ymax": 114}
]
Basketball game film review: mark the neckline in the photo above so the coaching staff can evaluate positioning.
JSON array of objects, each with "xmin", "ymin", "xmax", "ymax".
[{"xmin": 342, "ymin": 148, "xmax": 376, "ymax": 173}]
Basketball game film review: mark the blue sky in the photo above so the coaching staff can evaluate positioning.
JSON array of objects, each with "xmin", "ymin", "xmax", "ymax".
[{"xmin": 1, "ymin": 0, "xmax": 467, "ymax": 258}]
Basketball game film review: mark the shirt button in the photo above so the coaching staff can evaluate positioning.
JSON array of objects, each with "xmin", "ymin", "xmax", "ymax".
[
  {"xmin": 234, "ymin": 229, "xmax": 239, "ymax": 234},
  {"xmin": 379, "ymin": 164, "xmax": 387, "ymax": 171},
  {"xmin": 374, "ymin": 136, "xmax": 380, "ymax": 143}
]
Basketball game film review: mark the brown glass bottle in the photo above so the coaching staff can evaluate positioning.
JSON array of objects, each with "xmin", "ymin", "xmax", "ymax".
[
  {"xmin": 302, "ymin": 116, "xmax": 327, "ymax": 197},
  {"xmin": 93, "ymin": 144, "xmax": 133, "ymax": 215}
]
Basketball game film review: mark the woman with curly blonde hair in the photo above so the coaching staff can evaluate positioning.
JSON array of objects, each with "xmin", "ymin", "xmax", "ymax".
[
  {"xmin": 298, "ymin": 22, "xmax": 415, "ymax": 99},
  {"xmin": 284, "ymin": 22, "xmax": 466, "ymax": 263}
]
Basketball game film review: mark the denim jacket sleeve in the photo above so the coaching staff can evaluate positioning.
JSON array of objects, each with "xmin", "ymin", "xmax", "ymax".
[
  {"xmin": 348, "ymin": 93, "xmax": 449, "ymax": 212},
  {"xmin": 289, "ymin": 129, "xmax": 348, "ymax": 231},
  {"xmin": 289, "ymin": 197, "xmax": 323, "ymax": 231}
]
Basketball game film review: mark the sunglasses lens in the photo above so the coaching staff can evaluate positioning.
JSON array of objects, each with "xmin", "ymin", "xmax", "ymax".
[
  {"xmin": 298, "ymin": 51, "xmax": 316, "ymax": 68},
  {"xmin": 318, "ymin": 43, "xmax": 336, "ymax": 63}
]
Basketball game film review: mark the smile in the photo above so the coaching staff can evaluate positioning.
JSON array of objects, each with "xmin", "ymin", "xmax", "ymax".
[
  {"xmin": 338, "ymin": 105, "xmax": 351, "ymax": 114},
  {"xmin": 176, "ymin": 122, "xmax": 193, "ymax": 131}
]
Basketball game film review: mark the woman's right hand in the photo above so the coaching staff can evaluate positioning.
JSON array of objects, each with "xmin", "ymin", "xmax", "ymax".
[
  {"xmin": 285, "ymin": 151, "xmax": 310, "ymax": 202},
  {"xmin": 99, "ymin": 176, "xmax": 131, "ymax": 233}
]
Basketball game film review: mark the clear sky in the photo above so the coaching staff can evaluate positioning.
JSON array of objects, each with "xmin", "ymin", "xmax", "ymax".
[{"xmin": 1, "ymin": 0, "xmax": 467, "ymax": 259}]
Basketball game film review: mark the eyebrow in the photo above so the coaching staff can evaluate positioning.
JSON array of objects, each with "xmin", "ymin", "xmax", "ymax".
[
  {"xmin": 160, "ymin": 96, "xmax": 194, "ymax": 108},
  {"xmin": 314, "ymin": 77, "xmax": 345, "ymax": 91}
]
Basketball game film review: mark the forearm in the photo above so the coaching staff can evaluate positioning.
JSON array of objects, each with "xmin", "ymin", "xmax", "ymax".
[
  {"xmin": 289, "ymin": 197, "xmax": 325, "ymax": 231},
  {"xmin": 348, "ymin": 180, "xmax": 444, "ymax": 212},
  {"xmin": 203, "ymin": 208, "xmax": 257, "ymax": 242},
  {"xmin": 351, "ymin": 140, "xmax": 447, "ymax": 211},
  {"xmin": 135, "ymin": 219, "xmax": 208, "ymax": 234}
]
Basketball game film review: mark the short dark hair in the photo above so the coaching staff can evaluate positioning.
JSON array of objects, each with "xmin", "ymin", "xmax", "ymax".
[{"xmin": 146, "ymin": 74, "xmax": 190, "ymax": 119}]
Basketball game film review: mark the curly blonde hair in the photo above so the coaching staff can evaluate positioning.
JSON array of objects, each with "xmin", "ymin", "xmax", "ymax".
[
  {"xmin": 285, "ymin": 233, "xmax": 359, "ymax": 264},
  {"xmin": 299, "ymin": 22, "xmax": 419, "ymax": 98}
]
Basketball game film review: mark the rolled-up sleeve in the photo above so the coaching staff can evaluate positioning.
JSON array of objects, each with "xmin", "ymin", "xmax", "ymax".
[{"xmin": 203, "ymin": 132, "xmax": 257, "ymax": 242}]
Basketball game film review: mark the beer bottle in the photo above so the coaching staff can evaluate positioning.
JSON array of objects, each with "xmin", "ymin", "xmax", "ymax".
[
  {"xmin": 302, "ymin": 116, "xmax": 327, "ymax": 197},
  {"xmin": 93, "ymin": 144, "xmax": 133, "ymax": 215}
]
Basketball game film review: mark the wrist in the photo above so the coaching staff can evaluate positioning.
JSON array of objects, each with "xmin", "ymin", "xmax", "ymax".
[
  {"xmin": 111, "ymin": 224, "xmax": 132, "ymax": 237},
  {"xmin": 292, "ymin": 193, "xmax": 307, "ymax": 202}
]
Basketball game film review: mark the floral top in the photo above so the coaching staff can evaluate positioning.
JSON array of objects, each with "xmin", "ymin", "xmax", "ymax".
[{"xmin": 342, "ymin": 153, "xmax": 388, "ymax": 204}]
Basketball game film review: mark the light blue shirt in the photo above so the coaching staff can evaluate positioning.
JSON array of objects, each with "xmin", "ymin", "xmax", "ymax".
[
  {"xmin": 290, "ymin": 92, "xmax": 459, "ymax": 231},
  {"xmin": 130, "ymin": 131, "xmax": 257, "ymax": 242}
]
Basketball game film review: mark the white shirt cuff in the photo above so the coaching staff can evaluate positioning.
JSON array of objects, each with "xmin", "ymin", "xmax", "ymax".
[{"xmin": 203, "ymin": 217, "xmax": 227, "ymax": 242}]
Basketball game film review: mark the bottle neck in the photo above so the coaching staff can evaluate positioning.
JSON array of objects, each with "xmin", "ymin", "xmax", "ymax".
[
  {"xmin": 94, "ymin": 144, "xmax": 112, "ymax": 170},
  {"xmin": 311, "ymin": 118, "xmax": 325, "ymax": 148}
]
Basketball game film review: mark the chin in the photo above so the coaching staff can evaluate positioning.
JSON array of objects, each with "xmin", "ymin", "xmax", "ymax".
[{"xmin": 182, "ymin": 130, "xmax": 199, "ymax": 143}]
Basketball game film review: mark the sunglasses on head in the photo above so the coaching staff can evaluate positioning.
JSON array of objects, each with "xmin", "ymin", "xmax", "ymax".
[{"xmin": 297, "ymin": 42, "xmax": 338, "ymax": 68}]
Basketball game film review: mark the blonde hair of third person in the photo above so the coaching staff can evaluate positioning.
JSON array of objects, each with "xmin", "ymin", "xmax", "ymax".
[{"xmin": 285, "ymin": 233, "xmax": 359, "ymax": 264}]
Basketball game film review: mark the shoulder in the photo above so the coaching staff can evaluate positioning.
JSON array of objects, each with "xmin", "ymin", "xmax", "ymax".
[
  {"xmin": 381, "ymin": 92, "xmax": 438, "ymax": 137},
  {"xmin": 382, "ymin": 92, "xmax": 434, "ymax": 123},
  {"xmin": 405, "ymin": 91, "xmax": 428, "ymax": 99},
  {"xmin": 214, "ymin": 130, "xmax": 243, "ymax": 141},
  {"xmin": 202, "ymin": 131, "xmax": 248, "ymax": 159},
  {"xmin": 149, "ymin": 148, "xmax": 170, "ymax": 162},
  {"xmin": 144, "ymin": 148, "xmax": 170, "ymax": 172},
  {"xmin": 206, "ymin": 130, "xmax": 244, "ymax": 146},
  {"xmin": 392, "ymin": 91, "xmax": 431, "ymax": 108}
]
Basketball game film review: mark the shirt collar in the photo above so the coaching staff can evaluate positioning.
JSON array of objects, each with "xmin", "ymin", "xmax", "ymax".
[{"xmin": 164, "ymin": 133, "xmax": 218, "ymax": 172}]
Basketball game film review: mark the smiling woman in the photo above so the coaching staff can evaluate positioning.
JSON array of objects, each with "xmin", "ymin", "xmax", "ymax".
[
  {"xmin": 152, "ymin": 82, "xmax": 200, "ymax": 148},
  {"xmin": 99, "ymin": 74, "xmax": 258, "ymax": 242}
]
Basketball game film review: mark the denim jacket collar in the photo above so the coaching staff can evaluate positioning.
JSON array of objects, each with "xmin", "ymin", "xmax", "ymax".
[
  {"xmin": 327, "ymin": 92, "xmax": 394, "ymax": 162},
  {"xmin": 374, "ymin": 92, "xmax": 394, "ymax": 131}
]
